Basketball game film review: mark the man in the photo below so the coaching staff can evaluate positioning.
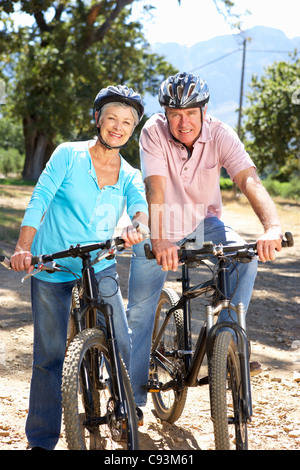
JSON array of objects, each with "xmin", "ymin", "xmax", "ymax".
[{"xmin": 127, "ymin": 72, "xmax": 283, "ymax": 413}]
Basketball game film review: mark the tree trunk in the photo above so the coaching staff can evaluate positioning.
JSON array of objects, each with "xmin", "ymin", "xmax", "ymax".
[{"xmin": 22, "ymin": 115, "xmax": 55, "ymax": 181}]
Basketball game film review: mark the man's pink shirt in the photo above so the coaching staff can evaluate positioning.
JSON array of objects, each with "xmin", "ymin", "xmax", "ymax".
[{"xmin": 140, "ymin": 113, "xmax": 255, "ymax": 241}]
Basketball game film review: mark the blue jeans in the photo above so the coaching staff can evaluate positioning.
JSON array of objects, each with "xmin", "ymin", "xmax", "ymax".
[
  {"xmin": 26, "ymin": 264, "xmax": 131, "ymax": 450},
  {"xmin": 126, "ymin": 217, "xmax": 258, "ymax": 406}
]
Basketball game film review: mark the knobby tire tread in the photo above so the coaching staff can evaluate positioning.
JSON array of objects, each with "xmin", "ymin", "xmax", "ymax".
[
  {"xmin": 151, "ymin": 288, "xmax": 188, "ymax": 423},
  {"xmin": 210, "ymin": 330, "xmax": 248, "ymax": 450},
  {"xmin": 62, "ymin": 328, "xmax": 139, "ymax": 450}
]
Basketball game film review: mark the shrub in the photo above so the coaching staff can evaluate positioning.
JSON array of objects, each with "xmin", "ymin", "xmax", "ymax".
[{"xmin": 0, "ymin": 148, "xmax": 25, "ymax": 176}]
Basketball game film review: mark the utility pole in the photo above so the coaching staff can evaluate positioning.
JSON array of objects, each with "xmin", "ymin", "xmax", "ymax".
[{"xmin": 237, "ymin": 37, "xmax": 247, "ymax": 137}]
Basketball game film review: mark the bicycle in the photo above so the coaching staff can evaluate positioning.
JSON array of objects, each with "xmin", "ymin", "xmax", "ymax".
[
  {"xmin": 143, "ymin": 232, "xmax": 294, "ymax": 450},
  {"xmin": 1, "ymin": 233, "xmax": 145, "ymax": 450}
]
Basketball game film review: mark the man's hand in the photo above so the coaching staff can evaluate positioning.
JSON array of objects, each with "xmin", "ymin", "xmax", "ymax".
[
  {"xmin": 256, "ymin": 227, "xmax": 283, "ymax": 262},
  {"xmin": 151, "ymin": 239, "xmax": 179, "ymax": 271}
]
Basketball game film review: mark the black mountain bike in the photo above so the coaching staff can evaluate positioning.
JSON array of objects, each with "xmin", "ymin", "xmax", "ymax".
[
  {"xmin": 1, "ymin": 236, "xmax": 140, "ymax": 450},
  {"xmin": 144, "ymin": 232, "xmax": 294, "ymax": 450}
]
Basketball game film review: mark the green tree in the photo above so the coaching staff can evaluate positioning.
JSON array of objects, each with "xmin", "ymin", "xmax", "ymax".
[
  {"xmin": 0, "ymin": 1, "xmax": 177, "ymax": 180},
  {"xmin": 242, "ymin": 56, "xmax": 300, "ymax": 180},
  {"xmin": 1, "ymin": 0, "xmax": 241, "ymax": 180}
]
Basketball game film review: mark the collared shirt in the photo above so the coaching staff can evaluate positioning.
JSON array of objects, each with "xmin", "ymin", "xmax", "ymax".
[
  {"xmin": 140, "ymin": 113, "xmax": 255, "ymax": 241},
  {"xmin": 22, "ymin": 140, "xmax": 148, "ymax": 282}
]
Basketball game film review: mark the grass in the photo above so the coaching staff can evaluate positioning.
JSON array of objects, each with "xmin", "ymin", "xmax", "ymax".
[
  {"xmin": 0, "ymin": 178, "xmax": 35, "ymax": 187},
  {"xmin": 0, "ymin": 181, "xmax": 33, "ymax": 245},
  {"xmin": 0, "ymin": 207, "xmax": 24, "ymax": 243}
]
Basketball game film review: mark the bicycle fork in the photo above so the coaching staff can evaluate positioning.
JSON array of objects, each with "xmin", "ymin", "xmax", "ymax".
[
  {"xmin": 205, "ymin": 259, "xmax": 253, "ymax": 420},
  {"xmin": 71, "ymin": 256, "xmax": 129, "ymax": 425}
]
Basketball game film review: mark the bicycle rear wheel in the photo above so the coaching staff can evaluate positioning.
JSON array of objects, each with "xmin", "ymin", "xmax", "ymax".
[
  {"xmin": 209, "ymin": 330, "xmax": 248, "ymax": 450},
  {"xmin": 150, "ymin": 288, "xmax": 188, "ymax": 423},
  {"xmin": 62, "ymin": 328, "xmax": 139, "ymax": 450}
]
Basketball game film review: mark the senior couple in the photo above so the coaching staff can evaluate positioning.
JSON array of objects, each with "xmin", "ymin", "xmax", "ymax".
[{"xmin": 11, "ymin": 73, "xmax": 283, "ymax": 449}]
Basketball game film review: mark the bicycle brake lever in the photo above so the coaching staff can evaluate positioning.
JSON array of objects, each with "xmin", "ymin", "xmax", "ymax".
[
  {"xmin": 21, "ymin": 269, "xmax": 40, "ymax": 283},
  {"xmin": 21, "ymin": 261, "xmax": 59, "ymax": 283}
]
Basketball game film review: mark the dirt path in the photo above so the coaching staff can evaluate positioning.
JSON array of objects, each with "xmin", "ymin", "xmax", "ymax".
[{"xmin": 0, "ymin": 188, "xmax": 299, "ymax": 450}]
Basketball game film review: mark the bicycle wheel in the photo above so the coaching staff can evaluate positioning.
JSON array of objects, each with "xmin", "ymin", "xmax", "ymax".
[
  {"xmin": 150, "ymin": 288, "xmax": 188, "ymax": 423},
  {"xmin": 209, "ymin": 330, "xmax": 248, "ymax": 450},
  {"xmin": 62, "ymin": 328, "xmax": 139, "ymax": 450}
]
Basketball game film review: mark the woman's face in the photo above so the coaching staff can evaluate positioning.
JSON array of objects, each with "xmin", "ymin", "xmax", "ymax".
[{"xmin": 97, "ymin": 105, "xmax": 136, "ymax": 148}]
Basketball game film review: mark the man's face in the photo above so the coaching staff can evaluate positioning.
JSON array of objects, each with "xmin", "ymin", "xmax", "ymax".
[{"xmin": 166, "ymin": 107, "xmax": 206, "ymax": 149}]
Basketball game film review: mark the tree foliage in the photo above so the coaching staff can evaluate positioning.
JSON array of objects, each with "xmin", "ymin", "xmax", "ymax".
[
  {"xmin": 0, "ymin": 1, "xmax": 177, "ymax": 179},
  {"xmin": 0, "ymin": 0, "xmax": 241, "ymax": 180},
  {"xmin": 242, "ymin": 55, "xmax": 300, "ymax": 180}
]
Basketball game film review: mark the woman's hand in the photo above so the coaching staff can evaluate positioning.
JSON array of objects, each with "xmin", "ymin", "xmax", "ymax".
[
  {"xmin": 121, "ymin": 225, "xmax": 145, "ymax": 248},
  {"xmin": 10, "ymin": 250, "xmax": 34, "ymax": 273},
  {"xmin": 10, "ymin": 226, "xmax": 37, "ymax": 273}
]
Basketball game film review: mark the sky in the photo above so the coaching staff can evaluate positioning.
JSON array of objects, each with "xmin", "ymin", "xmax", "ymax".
[{"xmin": 131, "ymin": 0, "xmax": 300, "ymax": 46}]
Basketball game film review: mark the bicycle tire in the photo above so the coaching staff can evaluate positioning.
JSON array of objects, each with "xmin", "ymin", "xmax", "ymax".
[
  {"xmin": 62, "ymin": 328, "xmax": 139, "ymax": 450},
  {"xmin": 151, "ymin": 288, "xmax": 188, "ymax": 423},
  {"xmin": 209, "ymin": 330, "xmax": 248, "ymax": 450}
]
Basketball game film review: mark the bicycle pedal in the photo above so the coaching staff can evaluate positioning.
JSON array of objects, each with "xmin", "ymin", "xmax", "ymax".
[{"xmin": 143, "ymin": 381, "xmax": 161, "ymax": 392}]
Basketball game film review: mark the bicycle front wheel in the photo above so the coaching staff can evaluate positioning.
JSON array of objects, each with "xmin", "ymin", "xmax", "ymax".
[
  {"xmin": 150, "ymin": 288, "xmax": 188, "ymax": 423},
  {"xmin": 62, "ymin": 328, "xmax": 139, "ymax": 450},
  {"xmin": 209, "ymin": 330, "xmax": 248, "ymax": 450}
]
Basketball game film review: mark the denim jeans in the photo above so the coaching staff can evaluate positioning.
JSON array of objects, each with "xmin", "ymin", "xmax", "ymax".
[
  {"xmin": 126, "ymin": 217, "xmax": 258, "ymax": 406},
  {"xmin": 26, "ymin": 263, "xmax": 131, "ymax": 450}
]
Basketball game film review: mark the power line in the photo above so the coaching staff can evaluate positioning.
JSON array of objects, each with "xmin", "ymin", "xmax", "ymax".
[
  {"xmin": 188, "ymin": 49, "xmax": 240, "ymax": 73},
  {"xmin": 247, "ymin": 49, "xmax": 297, "ymax": 53},
  {"xmin": 189, "ymin": 48, "xmax": 297, "ymax": 73}
]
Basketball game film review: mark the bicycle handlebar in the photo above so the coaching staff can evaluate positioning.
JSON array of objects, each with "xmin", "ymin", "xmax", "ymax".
[
  {"xmin": 0, "ymin": 238, "xmax": 122, "ymax": 269},
  {"xmin": 144, "ymin": 231, "xmax": 294, "ymax": 263},
  {"xmin": 0, "ymin": 220, "xmax": 151, "ymax": 272},
  {"xmin": 31, "ymin": 238, "xmax": 124, "ymax": 265}
]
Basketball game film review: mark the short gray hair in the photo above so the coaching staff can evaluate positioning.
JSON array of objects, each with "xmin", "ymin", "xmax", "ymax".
[{"xmin": 99, "ymin": 102, "xmax": 139, "ymax": 127}]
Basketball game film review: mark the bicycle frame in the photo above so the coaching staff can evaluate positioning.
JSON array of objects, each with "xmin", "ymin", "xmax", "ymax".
[{"xmin": 150, "ymin": 254, "xmax": 252, "ymax": 420}]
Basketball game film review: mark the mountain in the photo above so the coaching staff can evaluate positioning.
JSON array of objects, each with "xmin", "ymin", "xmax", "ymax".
[{"xmin": 145, "ymin": 26, "xmax": 300, "ymax": 128}]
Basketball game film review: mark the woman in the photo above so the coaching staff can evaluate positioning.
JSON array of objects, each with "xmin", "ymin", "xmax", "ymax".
[{"xmin": 10, "ymin": 85, "xmax": 148, "ymax": 450}]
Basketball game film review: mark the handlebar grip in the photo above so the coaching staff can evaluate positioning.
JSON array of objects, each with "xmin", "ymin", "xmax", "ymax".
[
  {"xmin": 0, "ymin": 255, "xmax": 11, "ymax": 269},
  {"xmin": 31, "ymin": 256, "xmax": 40, "ymax": 265},
  {"xmin": 282, "ymin": 232, "xmax": 294, "ymax": 248},
  {"xmin": 132, "ymin": 220, "xmax": 150, "ymax": 237},
  {"xmin": 144, "ymin": 243, "xmax": 156, "ymax": 259}
]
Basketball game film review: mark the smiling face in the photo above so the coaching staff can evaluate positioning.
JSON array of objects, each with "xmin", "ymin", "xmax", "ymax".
[
  {"xmin": 96, "ymin": 103, "xmax": 136, "ymax": 149},
  {"xmin": 165, "ymin": 107, "xmax": 206, "ymax": 149}
]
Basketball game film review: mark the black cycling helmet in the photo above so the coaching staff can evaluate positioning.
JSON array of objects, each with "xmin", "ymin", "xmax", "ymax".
[
  {"xmin": 94, "ymin": 85, "xmax": 144, "ymax": 122},
  {"xmin": 159, "ymin": 73, "xmax": 209, "ymax": 109}
]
